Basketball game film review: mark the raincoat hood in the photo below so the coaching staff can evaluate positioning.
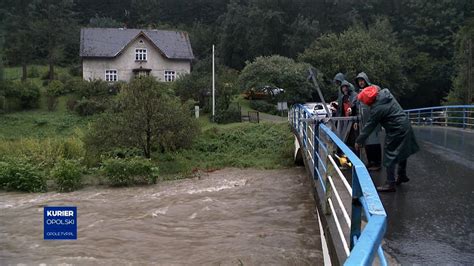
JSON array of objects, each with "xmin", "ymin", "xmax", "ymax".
[
  {"xmin": 373, "ymin": 88, "xmax": 393, "ymax": 106},
  {"xmin": 340, "ymin": 80, "xmax": 355, "ymax": 94},
  {"xmin": 357, "ymin": 85, "xmax": 378, "ymax": 105},
  {"xmin": 333, "ymin": 73, "xmax": 346, "ymax": 84},
  {"xmin": 355, "ymin": 72, "xmax": 371, "ymax": 89}
]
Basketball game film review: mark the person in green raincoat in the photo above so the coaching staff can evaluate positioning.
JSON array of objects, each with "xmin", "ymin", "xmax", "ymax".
[
  {"xmin": 354, "ymin": 72, "xmax": 382, "ymax": 171},
  {"xmin": 355, "ymin": 85, "xmax": 420, "ymax": 192}
]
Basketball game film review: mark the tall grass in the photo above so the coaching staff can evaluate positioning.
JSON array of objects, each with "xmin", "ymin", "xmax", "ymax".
[
  {"xmin": 0, "ymin": 136, "xmax": 85, "ymax": 168},
  {"xmin": 156, "ymin": 122, "xmax": 294, "ymax": 179}
]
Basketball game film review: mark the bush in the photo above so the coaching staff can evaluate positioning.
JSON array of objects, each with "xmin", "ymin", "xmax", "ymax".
[
  {"xmin": 58, "ymin": 73, "xmax": 72, "ymax": 85},
  {"xmin": 14, "ymin": 81, "xmax": 40, "ymax": 109},
  {"xmin": 104, "ymin": 147, "xmax": 144, "ymax": 159},
  {"xmin": 46, "ymin": 80, "xmax": 65, "ymax": 111},
  {"xmin": 66, "ymin": 99, "xmax": 78, "ymax": 112},
  {"xmin": 28, "ymin": 66, "xmax": 40, "ymax": 78},
  {"xmin": 50, "ymin": 159, "xmax": 83, "ymax": 192},
  {"xmin": 250, "ymin": 100, "xmax": 278, "ymax": 114},
  {"xmin": 214, "ymin": 103, "xmax": 242, "ymax": 124},
  {"xmin": 64, "ymin": 78, "xmax": 86, "ymax": 94},
  {"xmin": 0, "ymin": 159, "xmax": 47, "ymax": 192},
  {"xmin": 41, "ymin": 70, "xmax": 57, "ymax": 80},
  {"xmin": 46, "ymin": 80, "xmax": 65, "ymax": 97},
  {"xmin": 79, "ymin": 79, "xmax": 110, "ymax": 98},
  {"xmin": 101, "ymin": 157, "xmax": 158, "ymax": 186},
  {"xmin": 74, "ymin": 98, "xmax": 106, "ymax": 116}
]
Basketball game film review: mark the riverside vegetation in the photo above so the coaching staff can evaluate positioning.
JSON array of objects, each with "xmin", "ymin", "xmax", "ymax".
[{"xmin": 0, "ymin": 71, "xmax": 294, "ymax": 193}]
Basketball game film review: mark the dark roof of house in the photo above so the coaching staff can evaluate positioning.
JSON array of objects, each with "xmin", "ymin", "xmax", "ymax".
[{"xmin": 80, "ymin": 28, "xmax": 194, "ymax": 60}]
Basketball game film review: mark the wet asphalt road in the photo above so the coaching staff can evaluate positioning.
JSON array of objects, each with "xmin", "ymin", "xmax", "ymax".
[{"xmin": 371, "ymin": 126, "xmax": 474, "ymax": 264}]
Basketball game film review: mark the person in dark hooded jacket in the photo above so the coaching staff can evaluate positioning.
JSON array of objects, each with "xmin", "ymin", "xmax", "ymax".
[
  {"xmin": 333, "ymin": 73, "xmax": 356, "ymax": 109},
  {"xmin": 337, "ymin": 80, "xmax": 358, "ymax": 117},
  {"xmin": 336, "ymin": 80, "xmax": 359, "ymax": 153},
  {"xmin": 333, "ymin": 72, "xmax": 346, "ymax": 87},
  {"xmin": 355, "ymin": 72, "xmax": 382, "ymax": 171},
  {"xmin": 355, "ymin": 86, "xmax": 420, "ymax": 192}
]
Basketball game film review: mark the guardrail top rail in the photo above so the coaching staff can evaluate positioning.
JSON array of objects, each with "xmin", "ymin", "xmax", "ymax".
[
  {"xmin": 289, "ymin": 104, "xmax": 388, "ymax": 266},
  {"xmin": 405, "ymin": 105, "xmax": 474, "ymax": 129}
]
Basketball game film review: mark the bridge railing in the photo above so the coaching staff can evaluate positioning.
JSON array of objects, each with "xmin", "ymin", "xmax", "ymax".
[
  {"xmin": 289, "ymin": 104, "xmax": 387, "ymax": 266},
  {"xmin": 405, "ymin": 105, "xmax": 474, "ymax": 129}
]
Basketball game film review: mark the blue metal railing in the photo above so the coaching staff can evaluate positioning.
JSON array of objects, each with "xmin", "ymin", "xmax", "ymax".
[
  {"xmin": 289, "ymin": 104, "xmax": 387, "ymax": 265},
  {"xmin": 405, "ymin": 105, "xmax": 474, "ymax": 129}
]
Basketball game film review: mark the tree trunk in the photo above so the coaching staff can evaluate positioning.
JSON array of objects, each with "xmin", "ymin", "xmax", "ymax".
[
  {"xmin": 22, "ymin": 63, "xmax": 27, "ymax": 81},
  {"xmin": 49, "ymin": 61, "xmax": 54, "ymax": 80}
]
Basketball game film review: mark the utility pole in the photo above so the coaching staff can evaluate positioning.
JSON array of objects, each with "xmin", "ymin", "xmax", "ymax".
[
  {"xmin": 468, "ymin": 39, "xmax": 472, "ymax": 104},
  {"xmin": 212, "ymin": 45, "xmax": 215, "ymax": 121}
]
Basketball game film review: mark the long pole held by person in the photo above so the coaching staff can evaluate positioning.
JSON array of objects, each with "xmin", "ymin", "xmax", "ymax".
[{"xmin": 212, "ymin": 45, "xmax": 215, "ymax": 121}]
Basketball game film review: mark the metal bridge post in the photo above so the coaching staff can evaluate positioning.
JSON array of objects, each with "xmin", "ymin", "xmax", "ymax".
[
  {"xmin": 313, "ymin": 123, "xmax": 319, "ymax": 177},
  {"xmin": 463, "ymin": 108, "xmax": 467, "ymax": 129},
  {"xmin": 323, "ymin": 141, "xmax": 335, "ymax": 215},
  {"xmin": 303, "ymin": 113, "xmax": 307, "ymax": 148},
  {"xmin": 298, "ymin": 108, "xmax": 301, "ymax": 132},
  {"xmin": 430, "ymin": 109, "xmax": 433, "ymax": 126},
  {"xmin": 417, "ymin": 110, "xmax": 421, "ymax": 125},
  {"xmin": 445, "ymin": 107, "xmax": 448, "ymax": 127},
  {"xmin": 350, "ymin": 168, "xmax": 362, "ymax": 250}
]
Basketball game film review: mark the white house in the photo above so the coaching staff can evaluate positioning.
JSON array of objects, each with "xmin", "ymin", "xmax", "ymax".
[{"xmin": 79, "ymin": 28, "xmax": 194, "ymax": 82}]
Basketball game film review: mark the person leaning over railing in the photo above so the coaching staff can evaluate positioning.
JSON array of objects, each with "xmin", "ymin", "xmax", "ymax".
[{"xmin": 355, "ymin": 86, "xmax": 420, "ymax": 192}]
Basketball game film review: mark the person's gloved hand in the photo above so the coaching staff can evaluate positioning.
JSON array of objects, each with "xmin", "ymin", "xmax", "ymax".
[{"xmin": 355, "ymin": 143, "xmax": 362, "ymax": 151}]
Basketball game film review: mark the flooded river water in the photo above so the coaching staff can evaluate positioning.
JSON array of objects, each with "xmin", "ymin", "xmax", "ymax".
[{"xmin": 0, "ymin": 168, "xmax": 322, "ymax": 265}]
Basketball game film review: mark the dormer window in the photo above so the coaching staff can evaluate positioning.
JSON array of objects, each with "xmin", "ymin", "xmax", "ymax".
[{"xmin": 135, "ymin": 48, "xmax": 147, "ymax": 61}]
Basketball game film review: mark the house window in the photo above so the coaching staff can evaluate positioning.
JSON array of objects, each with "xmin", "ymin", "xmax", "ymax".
[
  {"xmin": 105, "ymin": 69, "xmax": 118, "ymax": 82},
  {"xmin": 164, "ymin": 71, "xmax": 176, "ymax": 82},
  {"xmin": 135, "ymin": 48, "xmax": 147, "ymax": 61}
]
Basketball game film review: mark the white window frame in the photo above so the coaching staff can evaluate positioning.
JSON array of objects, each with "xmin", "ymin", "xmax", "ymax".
[
  {"xmin": 105, "ymin": 69, "xmax": 118, "ymax": 82},
  {"xmin": 135, "ymin": 48, "xmax": 147, "ymax": 61},
  {"xmin": 164, "ymin": 70, "xmax": 176, "ymax": 82}
]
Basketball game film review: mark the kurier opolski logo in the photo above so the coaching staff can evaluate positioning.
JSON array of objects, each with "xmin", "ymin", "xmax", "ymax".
[{"xmin": 44, "ymin": 206, "xmax": 77, "ymax": 240}]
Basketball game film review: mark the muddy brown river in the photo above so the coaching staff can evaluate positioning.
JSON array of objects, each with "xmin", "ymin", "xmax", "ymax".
[{"xmin": 0, "ymin": 168, "xmax": 322, "ymax": 265}]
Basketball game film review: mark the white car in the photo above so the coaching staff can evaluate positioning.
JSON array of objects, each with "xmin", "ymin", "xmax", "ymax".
[{"xmin": 303, "ymin": 102, "xmax": 331, "ymax": 118}]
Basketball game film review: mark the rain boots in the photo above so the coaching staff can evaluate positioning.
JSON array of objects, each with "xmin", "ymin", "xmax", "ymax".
[
  {"xmin": 377, "ymin": 182, "xmax": 396, "ymax": 192},
  {"xmin": 396, "ymin": 176, "xmax": 410, "ymax": 185}
]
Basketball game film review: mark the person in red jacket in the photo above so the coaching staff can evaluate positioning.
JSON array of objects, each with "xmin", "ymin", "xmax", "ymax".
[{"xmin": 355, "ymin": 86, "xmax": 420, "ymax": 192}]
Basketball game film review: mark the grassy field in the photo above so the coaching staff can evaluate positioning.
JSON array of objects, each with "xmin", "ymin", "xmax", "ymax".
[
  {"xmin": 0, "ymin": 110, "xmax": 93, "ymax": 140},
  {"xmin": 3, "ymin": 65, "xmax": 70, "ymax": 81}
]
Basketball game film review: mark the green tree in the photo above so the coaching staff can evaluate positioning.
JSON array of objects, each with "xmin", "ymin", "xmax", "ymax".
[
  {"xmin": 0, "ymin": 8, "xmax": 5, "ymax": 82},
  {"xmin": 446, "ymin": 17, "xmax": 474, "ymax": 104},
  {"xmin": 283, "ymin": 15, "xmax": 319, "ymax": 58},
  {"xmin": 88, "ymin": 15, "xmax": 122, "ymax": 28},
  {"xmin": 30, "ymin": 0, "xmax": 77, "ymax": 80},
  {"xmin": 395, "ymin": 0, "xmax": 468, "ymax": 107},
  {"xmin": 3, "ymin": 0, "xmax": 35, "ymax": 81},
  {"xmin": 238, "ymin": 55, "xmax": 313, "ymax": 103},
  {"xmin": 85, "ymin": 77, "xmax": 199, "ymax": 159},
  {"xmin": 299, "ymin": 18, "xmax": 408, "ymax": 100},
  {"xmin": 173, "ymin": 58, "xmax": 239, "ymax": 111}
]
